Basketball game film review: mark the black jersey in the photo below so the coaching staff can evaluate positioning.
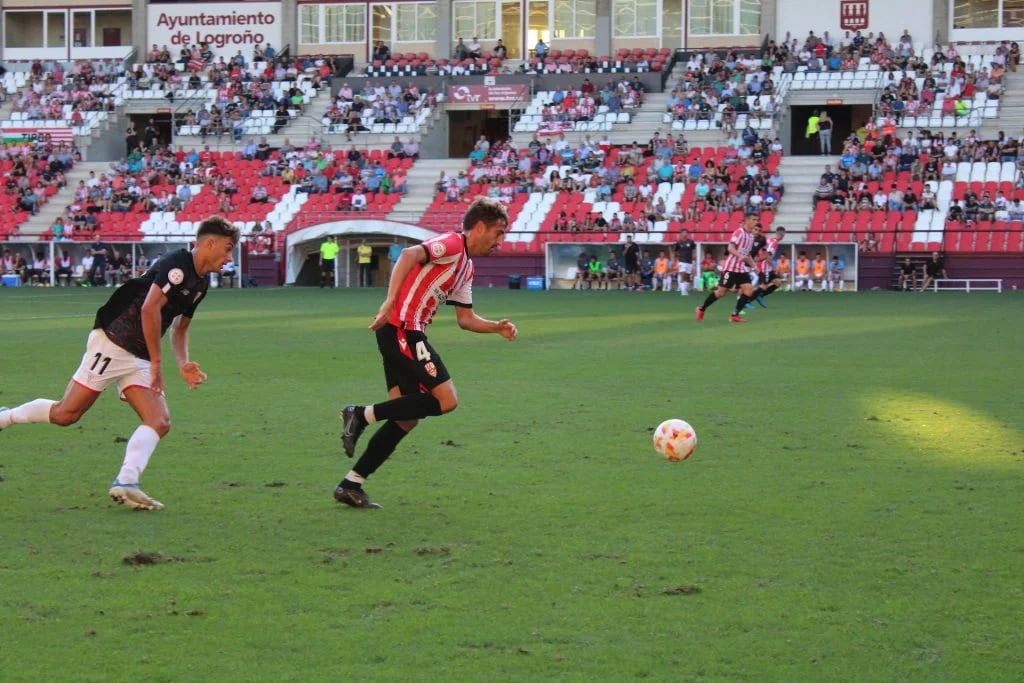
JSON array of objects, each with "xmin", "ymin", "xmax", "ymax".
[
  {"xmin": 674, "ymin": 239, "xmax": 697, "ymax": 263},
  {"xmin": 623, "ymin": 241, "xmax": 640, "ymax": 269},
  {"xmin": 94, "ymin": 249, "xmax": 208, "ymax": 360},
  {"xmin": 750, "ymin": 234, "xmax": 767, "ymax": 261}
]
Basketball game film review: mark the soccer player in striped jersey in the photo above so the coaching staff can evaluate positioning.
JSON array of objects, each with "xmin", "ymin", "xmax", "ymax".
[
  {"xmin": 754, "ymin": 226, "xmax": 787, "ymax": 307},
  {"xmin": 336, "ymin": 198, "xmax": 519, "ymax": 509},
  {"xmin": 695, "ymin": 213, "xmax": 758, "ymax": 323}
]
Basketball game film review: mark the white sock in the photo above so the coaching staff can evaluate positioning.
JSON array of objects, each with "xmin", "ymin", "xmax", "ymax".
[
  {"xmin": 1, "ymin": 399, "xmax": 55, "ymax": 428},
  {"xmin": 344, "ymin": 470, "xmax": 365, "ymax": 485},
  {"xmin": 116, "ymin": 425, "xmax": 160, "ymax": 485},
  {"xmin": 363, "ymin": 405, "xmax": 377, "ymax": 425}
]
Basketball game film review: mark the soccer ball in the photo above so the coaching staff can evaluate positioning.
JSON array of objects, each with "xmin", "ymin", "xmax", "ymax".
[{"xmin": 652, "ymin": 419, "xmax": 697, "ymax": 461}]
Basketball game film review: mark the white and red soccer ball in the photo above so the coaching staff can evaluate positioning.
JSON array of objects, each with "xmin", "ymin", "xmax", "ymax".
[{"xmin": 652, "ymin": 419, "xmax": 697, "ymax": 461}]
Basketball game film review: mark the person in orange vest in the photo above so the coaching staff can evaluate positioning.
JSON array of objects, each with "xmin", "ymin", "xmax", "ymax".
[
  {"xmin": 653, "ymin": 250, "xmax": 671, "ymax": 291},
  {"xmin": 776, "ymin": 253, "xmax": 792, "ymax": 291},
  {"xmin": 811, "ymin": 252, "xmax": 828, "ymax": 291},
  {"xmin": 794, "ymin": 251, "xmax": 811, "ymax": 291}
]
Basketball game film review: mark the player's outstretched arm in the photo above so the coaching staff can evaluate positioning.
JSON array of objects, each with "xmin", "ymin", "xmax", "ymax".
[
  {"xmin": 171, "ymin": 315, "xmax": 207, "ymax": 390},
  {"xmin": 455, "ymin": 306, "xmax": 518, "ymax": 340}
]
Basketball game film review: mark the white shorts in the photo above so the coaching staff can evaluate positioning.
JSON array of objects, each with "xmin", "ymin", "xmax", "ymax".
[
  {"xmin": 72, "ymin": 329, "xmax": 156, "ymax": 399},
  {"xmin": 677, "ymin": 262, "xmax": 694, "ymax": 275}
]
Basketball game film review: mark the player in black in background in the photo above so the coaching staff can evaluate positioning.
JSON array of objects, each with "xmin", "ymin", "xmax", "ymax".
[
  {"xmin": 673, "ymin": 229, "xmax": 697, "ymax": 296},
  {"xmin": 622, "ymin": 235, "xmax": 640, "ymax": 291},
  {"xmin": 0, "ymin": 217, "xmax": 239, "ymax": 510}
]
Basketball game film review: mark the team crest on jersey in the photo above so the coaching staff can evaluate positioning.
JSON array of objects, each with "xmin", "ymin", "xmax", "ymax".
[
  {"xmin": 181, "ymin": 289, "xmax": 190, "ymax": 296},
  {"xmin": 168, "ymin": 268, "xmax": 184, "ymax": 285},
  {"xmin": 430, "ymin": 242, "xmax": 446, "ymax": 258},
  {"xmin": 424, "ymin": 361, "xmax": 437, "ymax": 377}
]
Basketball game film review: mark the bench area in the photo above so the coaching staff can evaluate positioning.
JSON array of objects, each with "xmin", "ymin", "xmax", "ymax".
[{"xmin": 929, "ymin": 278, "xmax": 1003, "ymax": 293}]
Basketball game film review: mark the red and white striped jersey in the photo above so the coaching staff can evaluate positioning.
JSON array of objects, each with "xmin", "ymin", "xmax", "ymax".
[
  {"xmin": 722, "ymin": 227, "xmax": 755, "ymax": 273},
  {"xmin": 389, "ymin": 231, "xmax": 474, "ymax": 331},
  {"xmin": 757, "ymin": 237, "xmax": 779, "ymax": 274}
]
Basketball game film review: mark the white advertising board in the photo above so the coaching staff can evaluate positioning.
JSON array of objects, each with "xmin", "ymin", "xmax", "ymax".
[{"xmin": 147, "ymin": 2, "xmax": 282, "ymax": 61}]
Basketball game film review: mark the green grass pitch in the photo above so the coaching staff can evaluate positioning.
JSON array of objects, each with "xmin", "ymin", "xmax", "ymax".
[{"xmin": 1, "ymin": 287, "xmax": 1022, "ymax": 681}]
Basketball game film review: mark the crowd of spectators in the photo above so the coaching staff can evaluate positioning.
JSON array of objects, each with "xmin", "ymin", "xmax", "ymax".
[
  {"xmin": 664, "ymin": 52, "xmax": 777, "ymax": 128},
  {"xmin": 1, "ymin": 139, "xmax": 77, "ymax": 235},
  {"xmin": 134, "ymin": 43, "xmax": 332, "ymax": 142},
  {"xmin": 811, "ymin": 126, "xmax": 1024, "ymax": 224},
  {"xmin": 324, "ymin": 80, "xmax": 437, "ymax": 137},
  {"xmin": 432, "ymin": 124, "xmax": 782, "ymax": 234},
  {"xmin": 529, "ymin": 77, "xmax": 647, "ymax": 131},
  {"xmin": 10, "ymin": 59, "xmax": 122, "ymax": 122}
]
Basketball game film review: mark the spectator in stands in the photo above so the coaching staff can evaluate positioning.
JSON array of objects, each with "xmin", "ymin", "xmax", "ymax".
[
  {"xmin": 493, "ymin": 40, "xmax": 508, "ymax": 60},
  {"xmin": 977, "ymin": 192, "xmax": 996, "ymax": 222},
  {"xmin": 242, "ymin": 180, "xmax": 268, "ymax": 204},
  {"xmin": 534, "ymin": 39, "xmax": 548, "ymax": 59},
  {"xmin": 813, "ymin": 175, "xmax": 834, "ymax": 207},
  {"xmin": 373, "ymin": 41, "xmax": 391, "ymax": 62},
  {"xmin": 453, "ymin": 38, "xmax": 469, "ymax": 60}
]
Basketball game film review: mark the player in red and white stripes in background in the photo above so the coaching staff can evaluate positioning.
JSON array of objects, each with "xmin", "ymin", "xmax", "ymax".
[
  {"xmin": 753, "ymin": 226, "xmax": 787, "ymax": 307},
  {"xmin": 695, "ymin": 213, "xmax": 758, "ymax": 323},
  {"xmin": 336, "ymin": 197, "xmax": 518, "ymax": 509}
]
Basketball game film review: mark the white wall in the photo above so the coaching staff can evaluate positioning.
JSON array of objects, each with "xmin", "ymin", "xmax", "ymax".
[{"xmin": 774, "ymin": 0, "xmax": 935, "ymax": 49}]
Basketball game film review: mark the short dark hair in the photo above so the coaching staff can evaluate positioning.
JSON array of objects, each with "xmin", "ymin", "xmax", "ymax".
[
  {"xmin": 462, "ymin": 197, "xmax": 508, "ymax": 232},
  {"xmin": 196, "ymin": 215, "xmax": 240, "ymax": 245}
]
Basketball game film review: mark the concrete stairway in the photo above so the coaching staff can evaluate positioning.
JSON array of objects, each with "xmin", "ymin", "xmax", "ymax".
[
  {"xmin": 387, "ymin": 157, "xmax": 469, "ymax": 223},
  {"xmin": 980, "ymin": 68, "xmax": 1024, "ymax": 139},
  {"xmin": 18, "ymin": 162, "xmax": 111, "ymax": 237},
  {"xmin": 771, "ymin": 155, "xmax": 840, "ymax": 238}
]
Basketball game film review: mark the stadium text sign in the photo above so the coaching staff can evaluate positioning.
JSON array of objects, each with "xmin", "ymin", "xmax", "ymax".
[
  {"xmin": 839, "ymin": 1, "xmax": 869, "ymax": 30},
  {"xmin": 447, "ymin": 85, "xmax": 530, "ymax": 105},
  {"xmin": 147, "ymin": 2, "xmax": 282, "ymax": 60}
]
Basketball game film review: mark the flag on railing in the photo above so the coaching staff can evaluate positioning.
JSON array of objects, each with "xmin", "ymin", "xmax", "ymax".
[{"xmin": 1, "ymin": 126, "xmax": 74, "ymax": 145}]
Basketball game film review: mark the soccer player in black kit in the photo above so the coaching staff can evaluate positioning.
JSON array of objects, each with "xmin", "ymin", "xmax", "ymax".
[
  {"xmin": 0, "ymin": 216, "xmax": 239, "ymax": 510},
  {"xmin": 673, "ymin": 229, "xmax": 697, "ymax": 296}
]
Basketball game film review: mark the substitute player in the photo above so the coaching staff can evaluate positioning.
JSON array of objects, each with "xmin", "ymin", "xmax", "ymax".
[
  {"xmin": 695, "ymin": 213, "xmax": 757, "ymax": 323},
  {"xmin": 336, "ymin": 198, "xmax": 518, "ymax": 509},
  {"xmin": 0, "ymin": 216, "xmax": 239, "ymax": 510}
]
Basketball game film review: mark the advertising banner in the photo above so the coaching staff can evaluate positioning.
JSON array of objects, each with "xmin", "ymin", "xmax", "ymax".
[{"xmin": 147, "ymin": 2, "xmax": 282, "ymax": 62}]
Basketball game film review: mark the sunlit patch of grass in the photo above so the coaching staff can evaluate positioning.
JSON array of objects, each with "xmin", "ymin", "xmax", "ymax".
[{"xmin": 858, "ymin": 390, "xmax": 1024, "ymax": 465}]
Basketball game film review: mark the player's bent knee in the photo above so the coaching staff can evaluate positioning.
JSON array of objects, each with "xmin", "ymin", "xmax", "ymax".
[
  {"xmin": 148, "ymin": 417, "xmax": 171, "ymax": 437},
  {"xmin": 50, "ymin": 407, "xmax": 83, "ymax": 427},
  {"xmin": 397, "ymin": 419, "xmax": 419, "ymax": 432},
  {"xmin": 438, "ymin": 396, "xmax": 458, "ymax": 414}
]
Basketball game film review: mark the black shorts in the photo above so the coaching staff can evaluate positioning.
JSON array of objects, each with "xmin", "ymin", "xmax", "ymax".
[
  {"xmin": 761, "ymin": 270, "xmax": 777, "ymax": 283},
  {"xmin": 376, "ymin": 324, "xmax": 451, "ymax": 394},
  {"xmin": 321, "ymin": 259, "xmax": 335, "ymax": 273},
  {"xmin": 719, "ymin": 271, "xmax": 751, "ymax": 290}
]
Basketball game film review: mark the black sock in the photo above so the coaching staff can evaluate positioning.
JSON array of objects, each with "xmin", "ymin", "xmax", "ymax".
[
  {"xmin": 699, "ymin": 293, "xmax": 717, "ymax": 311},
  {"xmin": 352, "ymin": 406, "xmax": 369, "ymax": 428},
  {"xmin": 372, "ymin": 393, "xmax": 442, "ymax": 422},
  {"xmin": 352, "ymin": 421, "xmax": 410, "ymax": 479},
  {"xmin": 733, "ymin": 295, "xmax": 751, "ymax": 315},
  {"xmin": 763, "ymin": 284, "xmax": 778, "ymax": 296}
]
